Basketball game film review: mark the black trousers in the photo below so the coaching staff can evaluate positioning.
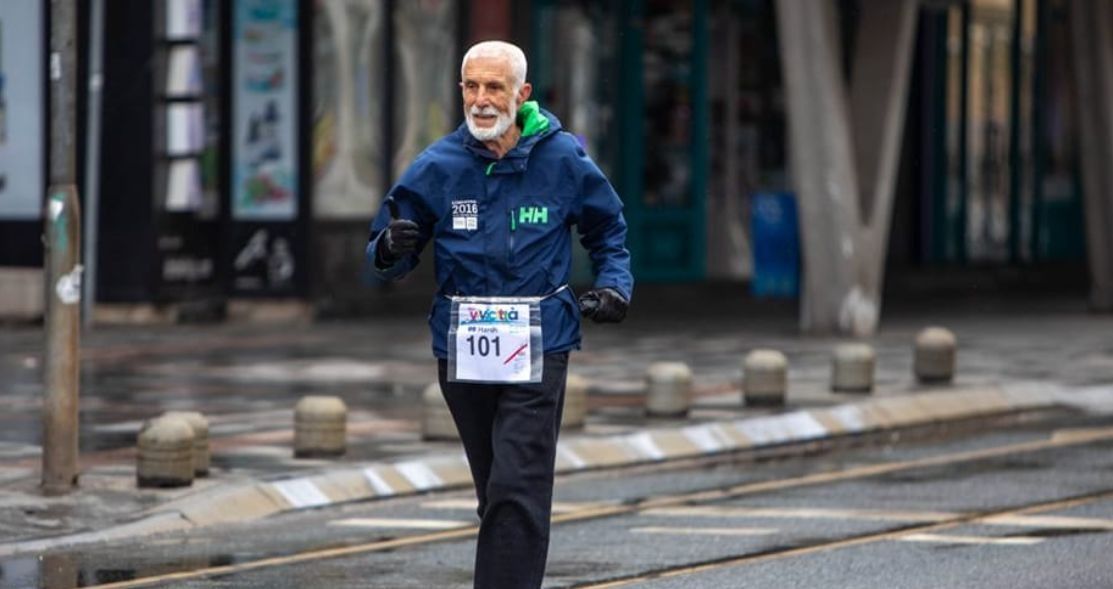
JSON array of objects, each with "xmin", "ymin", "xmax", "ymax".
[{"xmin": 438, "ymin": 353, "xmax": 569, "ymax": 589}]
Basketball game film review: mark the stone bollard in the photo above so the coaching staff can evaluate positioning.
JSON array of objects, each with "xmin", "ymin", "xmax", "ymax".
[
  {"xmin": 645, "ymin": 362, "xmax": 693, "ymax": 417},
  {"xmin": 743, "ymin": 349, "xmax": 788, "ymax": 406},
  {"xmin": 562, "ymin": 374, "xmax": 589, "ymax": 429},
  {"xmin": 294, "ymin": 396, "xmax": 347, "ymax": 458},
  {"xmin": 422, "ymin": 382, "xmax": 460, "ymax": 441},
  {"xmin": 137, "ymin": 416, "xmax": 195, "ymax": 488},
  {"xmin": 914, "ymin": 327, "xmax": 957, "ymax": 384},
  {"xmin": 831, "ymin": 343, "xmax": 876, "ymax": 393},
  {"xmin": 162, "ymin": 411, "xmax": 210, "ymax": 476}
]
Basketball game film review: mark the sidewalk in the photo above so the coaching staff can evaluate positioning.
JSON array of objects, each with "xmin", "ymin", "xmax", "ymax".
[{"xmin": 1, "ymin": 288, "xmax": 1111, "ymax": 556}]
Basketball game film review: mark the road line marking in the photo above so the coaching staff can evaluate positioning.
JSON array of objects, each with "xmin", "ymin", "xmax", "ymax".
[
  {"xmin": 420, "ymin": 498, "xmax": 477, "ymax": 510},
  {"xmin": 556, "ymin": 444, "xmax": 588, "ymax": 469},
  {"xmin": 329, "ymin": 518, "xmax": 470, "ymax": 530},
  {"xmin": 422, "ymin": 499, "xmax": 609, "ymax": 514},
  {"xmin": 898, "ymin": 533, "xmax": 1044, "ymax": 546},
  {"xmin": 85, "ymin": 428, "xmax": 1113, "ymax": 589},
  {"xmin": 643, "ymin": 506, "xmax": 1113, "ymax": 531},
  {"xmin": 826, "ymin": 405, "xmax": 867, "ymax": 433},
  {"xmin": 982, "ymin": 514, "xmax": 1113, "ymax": 530},
  {"xmin": 642, "ymin": 506, "xmax": 956, "ymax": 523},
  {"xmin": 362, "ymin": 467, "xmax": 395, "ymax": 497},
  {"xmin": 682, "ymin": 425, "xmax": 725, "ymax": 452},
  {"xmin": 577, "ymin": 490, "xmax": 1113, "ymax": 588},
  {"xmin": 630, "ymin": 526, "xmax": 776, "ymax": 537},
  {"xmin": 271, "ymin": 479, "xmax": 330, "ymax": 509},
  {"xmin": 780, "ymin": 411, "xmax": 828, "ymax": 440},
  {"xmin": 1052, "ymin": 427, "xmax": 1113, "ymax": 443},
  {"xmin": 625, "ymin": 432, "xmax": 666, "ymax": 461},
  {"xmin": 395, "ymin": 461, "xmax": 444, "ymax": 490}
]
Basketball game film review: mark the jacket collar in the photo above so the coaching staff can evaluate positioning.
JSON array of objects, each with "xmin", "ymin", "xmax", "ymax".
[{"xmin": 459, "ymin": 103, "xmax": 562, "ymax": 166}]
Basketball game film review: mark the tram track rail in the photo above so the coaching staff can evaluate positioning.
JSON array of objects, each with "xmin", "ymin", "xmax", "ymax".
[{"xmin": 87, "ymin": 425, "xmax": 1113, "ymax": 589}]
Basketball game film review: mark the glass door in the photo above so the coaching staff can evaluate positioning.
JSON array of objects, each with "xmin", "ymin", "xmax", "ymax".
[{"xmin": 618, "ymin": 0, "xmax": 709, "ymax": 282}]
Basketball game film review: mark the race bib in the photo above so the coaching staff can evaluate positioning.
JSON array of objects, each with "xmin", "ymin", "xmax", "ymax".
[{"xmin": 447, "ymin": 296, "xmax": 543, "ymax": 383}]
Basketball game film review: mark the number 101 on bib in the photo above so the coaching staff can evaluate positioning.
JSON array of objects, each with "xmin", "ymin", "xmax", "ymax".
[{"xmin": 453, "ymin": 302, "xmax": 533, "ymax": 383}]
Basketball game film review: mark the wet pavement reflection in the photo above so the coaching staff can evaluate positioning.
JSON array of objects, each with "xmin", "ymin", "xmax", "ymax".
[{"xmin": 0, "ymin": 551, "xmax": 245, "ymax": 589}]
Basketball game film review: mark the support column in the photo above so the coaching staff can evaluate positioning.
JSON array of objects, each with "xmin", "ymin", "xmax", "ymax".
[
  {"xmin": 776, "ymin": 0, "xmax": 861, "ymax": 334},
  {"xmin": 1070, "ymin": 0, "xmax": 1113, "ymax": 311},
  {"xmin": 775, "ymin": 0, "xmax": 917, "ymax": 335}
]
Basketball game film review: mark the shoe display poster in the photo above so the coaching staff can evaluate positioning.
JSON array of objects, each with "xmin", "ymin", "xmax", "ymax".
[
  {"xmin": 232, "ymin": 0, "xmax": 298, "ymax": 221},
  {"xmin": 0, "ymin": 1, "xmax": 44, "ymax": 220}
]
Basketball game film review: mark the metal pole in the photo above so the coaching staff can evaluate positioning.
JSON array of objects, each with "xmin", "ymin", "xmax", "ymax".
[
  {"xmin": 82, "ymin": 0, "xmax": 104, "ymax": 326},
  {"xmin": 43, "ymin": 0, "xmax": 82, "ymax": 495}
]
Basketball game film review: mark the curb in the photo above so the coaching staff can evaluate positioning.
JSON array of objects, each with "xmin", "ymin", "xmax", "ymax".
[{"xmin": 0, "ymin": 382, "xmax": 1074, "ymax": 557}]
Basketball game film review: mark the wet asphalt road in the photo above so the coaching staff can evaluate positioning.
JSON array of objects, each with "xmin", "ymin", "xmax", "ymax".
[
  {"xmin": 3, "ymin": 295, "xmax": 1112, "ymax": 458},
  {"xmin": 4, "ymin": 411, "xmax": 1112, "ymax": 589}
]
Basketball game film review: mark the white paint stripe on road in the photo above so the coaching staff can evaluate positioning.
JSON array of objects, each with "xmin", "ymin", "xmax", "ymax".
[
  {"xmin": 643, "ymin": 506, "xmax": 956, "ymax": 523},
  {"xmin": 682, "ymin": 425, "xmax": 724, "ymax": 452},
  {"xmin": 644, "ymin": 506, "xmax": 1113, "ymax": 531},
  {"xmin": 899, "ymin": 533, "xmax": 1044, "ymax": 546},
  {"xmin": 556, "ymin": 444, "xmax": 588, "ymax": 469},
  {"xmin": 395, "ymin": 461, "xmax": 444, "ymax": 490},
  {"xmin": 421, "ymin": 499, "xmax": 477, "ymax": 510},
  {"xmin": 329, "ymin": 518, "xmax": 470, "ymax": 530},
  {"xmin": 736, "ymin": 416, "xmax": 791, "ymax": 445},
  {"xmin": 422, "ymin": 498, "xmax": 610, "ymax": 514},
  {"xmin": 827, "ymin": 404, "xmax": 867, "ymax": 433},
  {"xmin": 780, "ymin": 411, "xmax": 828, "ymax": 440},
  {"xmin": 982, "ymin": 514, "xmax": 1113, "ymax": 530},
  {"xmin": 630, "ymin": 526, "xmax": 777, "ymax": 537},
  {"xmin": 626, "ymin": 432, "xmax": 666, "ymax": 461},
  {"xmin": 271, "ymin": 479, "xmax": 331, "ymax": 509},
  {"xmin": 706, "ymin": 424, "xmax": 740, "ymax": 449},
  {"xmin": 363, "ymin": 467, "xmax": 395, "ymax": 497}
]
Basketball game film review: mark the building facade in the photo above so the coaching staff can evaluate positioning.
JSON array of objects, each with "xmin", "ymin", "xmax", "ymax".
[{"xmin": 0, "ymin": 0, "xmax": 1103, "ymax": 323}]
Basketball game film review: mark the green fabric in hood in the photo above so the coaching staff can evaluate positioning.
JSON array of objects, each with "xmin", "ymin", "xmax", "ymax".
[{"xmin": 517, "ymin": 101, "xmax": 550, "ymax": 137}]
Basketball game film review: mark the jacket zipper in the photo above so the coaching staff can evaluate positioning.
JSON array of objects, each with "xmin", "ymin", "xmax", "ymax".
[{"xmin": 508, "ymin": 207, "xmax": 516, "ymax": 266}]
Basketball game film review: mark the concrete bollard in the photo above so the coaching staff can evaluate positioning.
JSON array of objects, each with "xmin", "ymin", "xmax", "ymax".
[
  {"xmin": 294, "ymin": 396, "xmax": 347, "ymax": 458},
  {"xmin": 422, "ymin": 382, "xmax": 460, "ymax": 441},
  {"xmin": 743, "ymin": 349, "xmax": 788, "ymax": 407},
  {"xmin": 915, "ymin": 327, "xmax": 957, "ymax": 384},
  {"xmin": 137, "ymin": 416, "xmax": 195, "ymax": 488},
  {"xmin": 562, "ymin": 374, "xmax": 589, "ymax": 429},
  {"xmin": 831, "ymin": 343, "xmax": 876, "ymax": 393},
  {"xmin": 162, "ymin": 411, "xmax": 210, "ymax": 476},
  {"xmin": 645, "ymin": 362, "xmax": 693, "ymax": 417}
]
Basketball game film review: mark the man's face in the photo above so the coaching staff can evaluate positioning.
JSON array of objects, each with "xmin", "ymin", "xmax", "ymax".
[{"xmin": 461, "ymin": 56, "xmax": 527, "ymax": 142}]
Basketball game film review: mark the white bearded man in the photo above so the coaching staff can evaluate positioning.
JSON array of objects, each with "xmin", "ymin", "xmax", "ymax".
[{"xmin": 367, "ymin": 40, "xmax": 632, "ymax": 588}]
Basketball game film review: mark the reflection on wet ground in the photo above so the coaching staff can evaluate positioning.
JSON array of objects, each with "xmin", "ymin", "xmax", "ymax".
[{"xmin": 0, "ymin": 551, "xmax": 240, "ymax": 589}]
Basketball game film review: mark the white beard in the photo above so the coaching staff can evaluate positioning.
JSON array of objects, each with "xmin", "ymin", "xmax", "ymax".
[{"xmin": 465, "ymin": 100, "xmax": 517, "ymax": 142}]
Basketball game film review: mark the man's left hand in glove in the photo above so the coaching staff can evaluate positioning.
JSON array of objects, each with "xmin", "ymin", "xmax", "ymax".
[{"xmin": 578, "ymin": 287, "xmax": 629, "ymax": 323}]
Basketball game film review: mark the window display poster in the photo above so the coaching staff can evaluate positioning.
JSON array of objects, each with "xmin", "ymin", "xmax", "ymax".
[
  {"xmin": 233, "ymin": 0, "xmax": 298, "ymax": 220},
  {"xmin": 0, "ymin": 1, "xmax": 44, "ymax": 220}
]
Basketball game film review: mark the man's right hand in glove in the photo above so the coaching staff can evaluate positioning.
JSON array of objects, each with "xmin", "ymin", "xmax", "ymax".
[{"xmin": 376, "ymin": 198, "xmax": 420, "ymax": 265}]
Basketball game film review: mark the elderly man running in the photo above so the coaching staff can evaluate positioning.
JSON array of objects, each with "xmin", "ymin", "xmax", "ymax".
[{"xmin": 367, "ymin": 40, "xmax": 633, "ymax": 588}]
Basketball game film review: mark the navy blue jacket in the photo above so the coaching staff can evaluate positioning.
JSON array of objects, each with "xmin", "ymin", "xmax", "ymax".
[{"xmin": 366, "ymin": 104, "xmax": 633, "ymax": 358}]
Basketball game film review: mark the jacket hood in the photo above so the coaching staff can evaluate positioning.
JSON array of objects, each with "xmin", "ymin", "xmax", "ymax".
[{"xmin": 517, "ymin": 101, "xmax": 551, "ymax": 137}]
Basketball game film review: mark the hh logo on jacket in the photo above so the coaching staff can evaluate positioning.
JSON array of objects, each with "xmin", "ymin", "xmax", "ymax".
[{"xmin": 517, "ymin": 206, "xmax": 549, "ymax": 225}]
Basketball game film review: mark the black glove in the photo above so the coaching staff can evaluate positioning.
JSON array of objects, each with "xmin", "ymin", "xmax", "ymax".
[
  {"xmin": 376, "ymin": 198, "xmax": 420, "ymax": 264},
  {"xmin": 578, "ymin": 287, "xmax": 628, "ymax": 323}
]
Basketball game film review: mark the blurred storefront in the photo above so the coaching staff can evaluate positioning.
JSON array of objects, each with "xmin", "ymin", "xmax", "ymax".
[
  {"xmin": 526, "ymin": 0, "xmax": 1088, "ymax": 294},
  {"xmin": 0, "ymin": 0, "xmax": 1098, "ymax": 321},
  {"xmin": 905, "ymin": 0, "xmax": 1086, "ymax": 269},
  {"xmin": 0, "ymin": 1, "xmax": 46, "ymax": 319}
]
